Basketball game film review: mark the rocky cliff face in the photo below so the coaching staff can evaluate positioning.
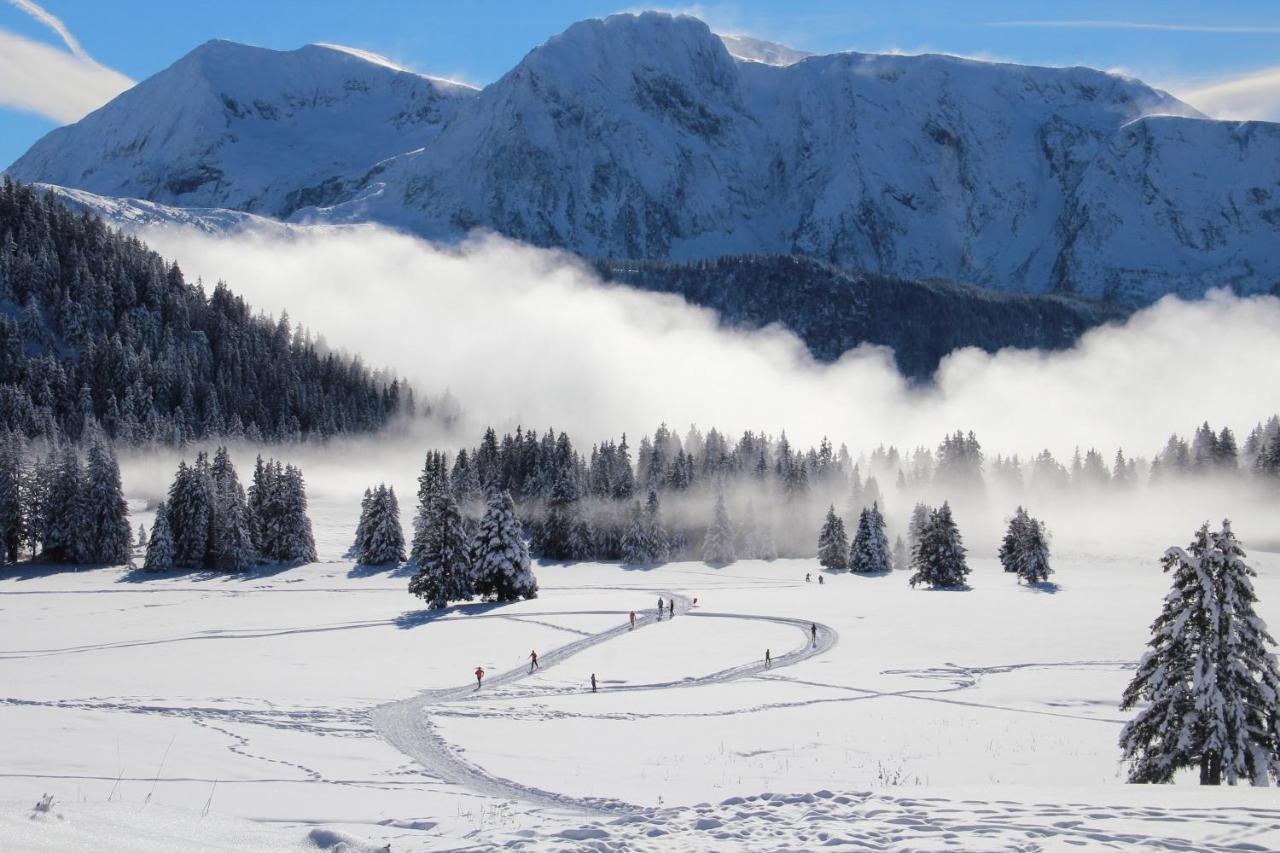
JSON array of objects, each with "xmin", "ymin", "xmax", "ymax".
[{"xmin": 10, "ymin": 12, "xmax": 1280, "ymax": 304}]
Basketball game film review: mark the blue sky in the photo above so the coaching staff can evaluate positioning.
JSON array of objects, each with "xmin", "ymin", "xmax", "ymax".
[{"xmin": 3, "ymin": 0, "xmax": 1280, "ymax": 168}]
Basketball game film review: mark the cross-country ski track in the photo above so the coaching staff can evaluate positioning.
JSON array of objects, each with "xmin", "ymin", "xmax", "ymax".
[{"xmin": 370, "ymin": 592, "xmax": 839, "ymax": 815}]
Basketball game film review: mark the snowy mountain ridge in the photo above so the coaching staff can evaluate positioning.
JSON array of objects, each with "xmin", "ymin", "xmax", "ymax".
[{"xmin": 9, "ymin": 12, "xmax": 1280, "ymax": 304}]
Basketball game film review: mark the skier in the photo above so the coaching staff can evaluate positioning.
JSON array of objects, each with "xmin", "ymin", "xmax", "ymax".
[
  {"xmin": 668, "ymin": 599, "xmax": 675, "ymax": 618},
  {"xmin": 806, "ymin": 572, "xmax": 811, "ymax": 583},
  {"xmin": 629, "ymin": 611, "xmax": 636, "ymax": 629},
  {"xmin": 818, "ymin": 575, "xmax": 824, "ymax": 585},
  {"xmin": 529, "ymin": 650, "xmax": 539, "ymax": 672},
  {"xmin": 811, "ymin": 623, "xmax": 818, "ymax": 647},
  {"xmin": 657, "ymin": 597, "xmax": 664, "ymax": 619},
  {"xmin": 591, "ymin": 673, "xmax": 598, "ymax": 693},
  {"xmin": 764, "ymin": 649, "xmax": 772, "ymax": 669},
  {"xmin": 474, "ymin": 666, "xmax": 484, "ymax": 689}
]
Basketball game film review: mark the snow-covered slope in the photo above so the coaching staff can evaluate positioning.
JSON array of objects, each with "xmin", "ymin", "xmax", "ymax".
[
  {"xmin": 10, "ymin": 12, "xmax": 1280, "ymax": 303},
  {"xmin": 7, "ymin": 40, "xmax": 475, "ymax": 218}
]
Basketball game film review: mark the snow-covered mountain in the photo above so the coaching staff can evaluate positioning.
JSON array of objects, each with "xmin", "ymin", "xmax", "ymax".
[
  {"xmin": 9, "ymin": 12, "xmax": 1280, "ymax": 304},
  {"xmin": 7, "ymin": 40, "xmax": 475, "ymax": 218}
]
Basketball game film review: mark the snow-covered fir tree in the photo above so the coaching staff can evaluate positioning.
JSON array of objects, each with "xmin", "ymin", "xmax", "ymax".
[
  {"xmin": 642, "ymin": 490, "xmax": 670, "ymax": 562},
  {"xmin": 142, "ymin": 502, "xmax": 176, "ymax": 572},
  {"xmin": 816, "ymin": 504, "xmax": 849, "ymax": 571},
  {"xmin": 408, "ymin": 489, "xmax": 473, "ymax": 609},
  {"xmin": 274, "ymin": 465, "xmax": 317, "ymax": 562},
  {"xmin": 891, "ymin": 535, "xmax": 908, "ymax": 571},
  {"xmin": 212, "ymin": 482, "xmax": 255, "ymax": 572},
  {"xmin": 410, "ymin": 450, "xmax": 449, "ymax": 566},
  {"xmin": 621, "ymin": 501, "xmax": 653, "ymax": 564},
  {"xmin": 0, "ymin": 432, "xmax": 25, "ymax": 562},
  {"xmin": 351, "ymin": 487, "xmax": 375, "ymax": 558},
  {"xmin": 43, "ymin": 446, "xmax": 86, "ymax": 562},
  {"xmin": 81, "ymin": 441, "xmax": 131, "ymax": 564},
  {"xmin": 999, "ymin": 507, "xmax": 1053, "ymax": 584},
  {"xmin": 1120, "ymin": 521, "xmax": 1280, "ymax": 785},
  {"xmin": 849, "ymin": 502, "xmax": 890, "ymax": 574},
  {"xmin": 907, "ymin": 502, "xmax": 930, "ymax": 554},
  {"xmin": 358, "ymin": 485, "xmax": 406, "ymax": 566},
  {"xmin": 908, "ymin": 502, "xmax": 970, "ymax": 589},
  {"xmin": 209, "ymin": 447, "xmax": 254, "ymax": 571},
  {"xmin": 701, "ymin": 489, "xmax": 736, "ymax": 564},
  {"xmin": 167, "ymin": 457, "xmax": 211, "ymax": 568},
  {"xmin": 471, "ymin": 490, "xmax": 537, "ymax": 601}
]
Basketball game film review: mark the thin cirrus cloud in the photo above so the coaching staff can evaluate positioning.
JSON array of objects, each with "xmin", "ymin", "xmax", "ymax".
[
  {"xmin": 1177, "ymin": 67, "xmax": 1280, "ymax": 122},
  {"xmin": 0, "ymin": 0, "xmax": 132, "ymax": 124},
  {"xmin": 982, "ymin": 19, "xmax": 1280, "ymax": 34}
]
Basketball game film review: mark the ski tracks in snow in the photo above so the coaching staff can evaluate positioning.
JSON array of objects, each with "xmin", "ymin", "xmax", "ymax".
[{"xmin": 370, "ymin": 593, "xmax": 837, "ymax": 815}]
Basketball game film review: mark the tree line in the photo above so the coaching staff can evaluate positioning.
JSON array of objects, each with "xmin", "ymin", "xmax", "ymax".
[{"xmin": 0, "ymin": 178, "xmax": 412, "ymax": 444}]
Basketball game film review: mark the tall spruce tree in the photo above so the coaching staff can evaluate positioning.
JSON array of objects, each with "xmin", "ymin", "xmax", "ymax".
[
  {"xmin": 471, "ymin": 490, "xmax": 537, "ymax": 601},
  {"xmin": 908, "ymin": 502, "xmax": 970, "ymax": 589},
  {"xmin": 82, "ymin": 441, "xmax": 131, "ymax": 564},
  {"xmin": 42, "ymin": 446, "xmax": 86, "ymax": 562},
  {"xmin": 0, "ymin": 432, "xmax": 25, "ymax": 562},
  {"xmin": 849, "ymin": 502, "xmax": 890, "ymax": 573},
  {"xmin": 1120, "ymin": 521, "xmax": 1280, "ymax": 785},
  {"xmin": 701, "ymin": 489, "xmax": 736, "ymax": 564},
  {"xmin": 621, "ymin": 501, "xmax": 653, "ymax": 564},
  {"xmin": 817, "ymin": 504, "xmax": 849, "ymax": 571},
  {"xmin": 409, "ymin": 489, "xmax": 473, "ymax": 608},
  {"xmin": 359, "ymin": 485, "xmax": 406, "ymax": 566},
  {"xmin": 143, "ymin": 502, "xmax": 176, "ymax": 572}
]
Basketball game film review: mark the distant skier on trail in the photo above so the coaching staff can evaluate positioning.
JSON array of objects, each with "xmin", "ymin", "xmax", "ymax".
[
  {"xmin": 764, "ymin": 649, "xmax": 772, "ymax": 669},
  {"xmin": 668, "ymin": 599, "xmax": 674, "ymax": 618},
  {"xmin": 806, "ymin": 573, "xmax": 811, "ymax": 583},
  {"xmin": 529, "ymin": 650, "xmax": 539, "ymax": 672},
  {"xmin": 629, "ymin": 611, "xmax": 636, "ymax": 629},
  {"xmin": 474, "ymin": 667, "xmax": 484, "ymax": 689},
  {"xmin": 818, "ymin": 575, "xmax": 824, "ymax": 585},
  {"xmin": 657, "ymin": 597, "xmax": 664, "ymax": 619},
  {"xmin": 811, "ymin": 623, "xmax": 818, "ymax": 647},
  {"xmin": 590, "ymin": 673, "xmax": 597, "ymax": 693}
]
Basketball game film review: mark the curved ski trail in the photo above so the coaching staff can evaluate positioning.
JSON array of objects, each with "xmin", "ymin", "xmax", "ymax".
[{"xmin": 371, "ymin": 593, "xmax": 837, "ymax": 815}]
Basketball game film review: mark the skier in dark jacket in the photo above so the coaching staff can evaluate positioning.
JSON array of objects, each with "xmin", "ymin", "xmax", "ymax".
[
  {"xmin": 811, "ymin": 623, "xmax": 818, "ymax": 646},
  {"xmin": 591, "ymin": 673, "xmax": 598, "ymax": 693},
  {"xmin": 668, "ymin": 599, "xmax": 675, "ymax": 618},
  {"xmin": 657, "ymin": 597, "xmax": 664, "ymax": 619},
  {"xmin": 529, "ymin": 650, "xmax": 539, "ymax": 672},
  {"xmin": 764, "ymin": 649, "xmax": 772, "ymax": 669}
]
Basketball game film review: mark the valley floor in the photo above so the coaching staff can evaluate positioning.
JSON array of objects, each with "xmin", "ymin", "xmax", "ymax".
[{"xmin": 3, "ymin": 526, "xmax": 1280, "ymax": 850}]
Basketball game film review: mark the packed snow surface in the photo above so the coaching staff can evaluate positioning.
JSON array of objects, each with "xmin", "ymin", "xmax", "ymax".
[{"xmin": 3, "ymin": 497, "xmax": 1280, "ymax": 849}]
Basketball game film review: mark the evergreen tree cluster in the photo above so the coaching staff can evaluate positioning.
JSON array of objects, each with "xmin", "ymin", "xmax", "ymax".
[
  {"xmin": 146, "ymin": 450, "xmax": 314, "ymax": 571},
  {"xmin": 908, "ymin": 502, "xmax": 969, "ymax": 589},
  {"xmin": 0, "ymin": 430, "xmax": 130, "ymax": 564},
  {"xmin": 405, "ymin": 443, "xmax": 537, "ymax": 608},
  {"xmin": 0, "ymin": 179, "xmax": 411, "ymax": 444},
  {"xmin": 1120, "ymin": 521, "xmax": 1280, "ymax": 786},
  {"xmin": 352, "ymin": 484, "xmax": 405, "ymax": 566},
  {"xmin": 998, "ymin": 507, "xmax": 1052, "ymax": 584},
  {"xmin": 600, "ymin": 254, "xmax": 1131, "ymax": 379}
]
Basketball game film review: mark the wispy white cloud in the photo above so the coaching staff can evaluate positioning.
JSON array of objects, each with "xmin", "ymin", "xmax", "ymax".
[
  {"xmin": 982, "ymin": 19, "xmax": 1280, "ymax": 34},
  {"xmin": 0, "ymin": 29, "xmax": 132, "ymax": 123},
  {"xmin": 0, "ymin": 0, "xmax": 132, "ymax": 125},
  {"xmin": 1176, "ymin": 66, "xmax": 1280, "ymax": 122},
  {"xmin": 7, "ymin": 0, "xmax": 87, "ymax": 56}
]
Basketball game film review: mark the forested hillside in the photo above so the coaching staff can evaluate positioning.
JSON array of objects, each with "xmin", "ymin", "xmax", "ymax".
[
  {"xmin": 602, "ymin": 255, "xmax": 1132, "ymax": 377},
  {"xmin": 0, "ymin": 179, "xmax": 410, "ymax": 443}
]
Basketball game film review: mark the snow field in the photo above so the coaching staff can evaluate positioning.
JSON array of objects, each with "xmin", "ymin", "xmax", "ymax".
[{"xmin": 3, "ymin": 513, "xmax": 1280, "ymax": 849}]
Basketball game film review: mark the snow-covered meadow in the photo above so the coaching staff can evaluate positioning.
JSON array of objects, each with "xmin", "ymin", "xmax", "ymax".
[{"xmin": 5, "ymin": 490, "xmax": 1280, "ymax": 850}]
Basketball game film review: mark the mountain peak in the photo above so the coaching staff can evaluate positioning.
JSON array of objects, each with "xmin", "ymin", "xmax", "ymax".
[{"xmin": 718, "ymin": 34, "xmax": 811, "ymax": 66}]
